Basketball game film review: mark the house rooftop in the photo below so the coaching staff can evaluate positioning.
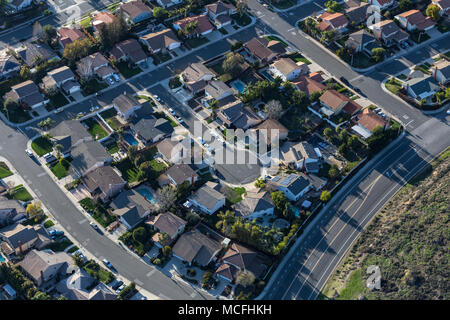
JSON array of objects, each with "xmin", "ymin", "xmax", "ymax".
[
  {"xmin": 356, "ymin": 108, "xmax": 387, "ymax": 132},
  {"xmin": 172, "ymin": 229, "xmax": 222, "ymax": 266},
  {"xmin": 113, "ymin": 93, "xmax": 140, "ymax": 114},
  {"xmin": 82, "ymin": 166, "xmax": 125, "ymax": 197},
  {"xmin": 233, "ymin": 190, "xmax": 274, "ymax": 218},
  {"xmin": 166, "ymin": 163, "xmax": 198, "ymax": 185},
  {"xmin": 189, "ymin": 182, "xmax": 225, "ymax": 212},
  {"xmin": 174, "ymin": 15, "xmax": 214, "ymax": 34},
  {"xmin": 146, "ymin": 212, "xmax": 186, "ymax": 238},
  {"xmin": 271, "ymin": 58, "xmax": 302, "ymax": 77},
  {"xmin": 205, "ymin": 80, "xmax": 233, "ymax": 100},
  {"xmin": 131, "ymin": 115, "xmax": 174, "ymax": 142},
  {"xmin": 182, "ymin": 62, "xmax": 214, "ymax": 83},
  {"xmin": 121, "ymin": 1, "xmax": 152, "ymax": 21},
  {"xmin": 140, "ymin": 28, "xmax": 179, "ymax": 51}
]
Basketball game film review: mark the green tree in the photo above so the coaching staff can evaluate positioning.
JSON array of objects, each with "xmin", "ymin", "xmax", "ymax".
[
  {"xmin": 310, "ymin": 90, "xmax": 322, "ymax": 102},
  {"xmin": 236, "ymin": 270, "xmax": 255, "ymax": 287},
  {"xmin": 222, "ymin": 52, "xmax": 244, "ymax": 77},
  {"xmin": 42, "ymin": 24, "xmax": 57, "ymax": 43},
  {"xmin": 132, "ymin": 226, "xmax": 147, "ymax": 243},
  {"xmin": 264, "ymin": 100, "xmax": 283, "ymax": 119},
  {"xmin": 371, "ymin": 47, "xmax": 386, "ymax": 63},
  {"xmin": 152, "ymin": 6, "xmax": 168, "ymax": 20},
  {"xmin": 325, "ymin": 0, "xmax": 341, "ymax": 12},
  {"xmin": 323, "ymin": 127, "xmax": 333, "ymax": 140},
  {"xmin": 98, "ymin": 9, "xmax": 129, "ymax": 48},
  {"xmin": 20, "ymin": 65, "xmax": 31, "ymax": 80},
  {"xmin": 63, "ymin": 38, "xmax": 94, "ymax": 64},
  {"xmin": 320, "ymin": 190, "xmax": 331, "ymax": 202},
  {"xmin": 156, "ymin": 185, "xmax": 177, "ymax": 211},
  {"xmin": 254, "ymin": 178, "xmax": 266, "ymax": 189},
  {"xmin": 271, "ymin": 191, "xmax": 288, "ymax": 212},
  {"xmin": 328, "ymin": 164, "xmax": 340, "ymax": 179},
  {"xmin": 426, "ymin": 4, "xmax": 441, "ymax": 22},
  {"xmin": 236, "ymin": 0, "xmax": 248, "ymax": 17},
  {"xmin": 162, "ymin": 245, "xmax": 172, "ymax": 257},
  {"xmin": 399, "ymin": 0, "xmax": 412, "ymax": 11},
  {"xmin": 3, "ymin": 98, "xmax": 20, "ymax": 120}
]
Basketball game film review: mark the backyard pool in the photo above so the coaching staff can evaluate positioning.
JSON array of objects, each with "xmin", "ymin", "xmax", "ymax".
[
  {"xmin": 123, "ymin": 133, "xmax": 138, "ymax": 146},
  {"xmin": 0, "ymin": 252, "xmax": 5, "ymax": 262},
  {"xmin": 137, "ymin": 187, "xmax": 157, "ymax": 204},
  {"xmin": 292, "ymin": 206, "xmax": 300, "ymax": 217},
  {"xmin": 260, "ymin": 69, "xmax": 275, "ymax": 82},
  {"xmin": 231, "ymin": 80, "xmax": 247, "ymax": 93}
]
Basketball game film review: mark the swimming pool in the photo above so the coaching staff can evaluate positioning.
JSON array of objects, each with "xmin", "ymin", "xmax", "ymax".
[
  {"xmin": 260, "ymin": 70, "xmax": 275, "ymax": 82},
  {"xmin": 231, "ymin": 80, "xmax": 247, "ymax": 94},
  {"xmin": 137, "ymin": 187, "xmax": 157, "ymax": 204},
  {"xmin": 292, "ymin": 206, "xmax": 300, "ymax": 217},
  {"xmin": 123, "ymin": 133, "xmax": 138, "ymax": 146},
  {"xmin": 0, "ymin": 252, "xmax": 5, "ymax": 263}
]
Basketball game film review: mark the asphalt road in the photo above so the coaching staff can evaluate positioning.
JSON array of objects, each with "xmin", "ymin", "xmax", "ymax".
[{"xmin": 246, "ymin": 0, "xmax": 450, "ymax": 299}]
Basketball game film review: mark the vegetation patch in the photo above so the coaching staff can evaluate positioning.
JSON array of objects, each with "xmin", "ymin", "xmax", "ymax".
[
  {"xmin": 265, "ymin": 35, "xmax": 288, "ymax": 47},
  {"xmin": 115, "ymin": 61, "xmax": 142, "ymax": 78},
  {"xmin": 31, "ymin": 136, "xmax": 53, "ymax": 156},
  {"xmin": 51, "ymin": 159, "xmax": 71, "ymax": 179},
  {"xmin": 83, "ymin": 117, "xmax": 109, "ymax": 140},
  {"xmin": 7, "ymin": 185, "xmax": 33, "ymax": 202},
  {"xmin": 0, "ymin": 162, "xmax": 13, "ymax": 179}
]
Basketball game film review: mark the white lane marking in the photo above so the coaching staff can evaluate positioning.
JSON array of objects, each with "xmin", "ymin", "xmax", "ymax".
[
  {"xmin": 146, "ymin": 269, "xmax": 156, "ymax": 277},
  {"xmin": 158, "ymin": 293, "xmax": 170, "ymax": 300},
  {"xmin": 190, "ymin": 291, "xmax": 196, "ymax": 298},
  {"xmin": 403, "ymin": 114, "xmax": 409, "ymax": 119},
  {"xmin": 37, "ymin": 172, "xmax": 46, "ymax": 177},
  {"xmin": 78, "ymin": 219, "xmax": 87, "ymax": 224},
  {"xmin": 134, "ymin": 279, "xmax": 143, "ymax": 286},
  {"xmin": 405, "ymin": 119, "xmax": 414, "ymax": 127}
]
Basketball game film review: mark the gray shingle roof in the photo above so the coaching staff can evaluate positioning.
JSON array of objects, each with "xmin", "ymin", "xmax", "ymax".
[
  {"xmin": 189, "ymin": 182, "xmax": 225, "ymax": 212},
  {"xmin": 172, "ymin": 229, "xmax": 221, "ymax": 266},
  {"xmin": 131, "ymin": 115, "xmax": 174, "ymax": 142},
  {"xmin": 111, "ymin": 189, "xmax": 153, "ymax": 228}
]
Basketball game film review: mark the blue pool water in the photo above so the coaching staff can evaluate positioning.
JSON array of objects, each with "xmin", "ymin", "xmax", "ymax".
[
  {"xmin": 260, "ymin": 70, "xmax": 275, "ymax": 82},
  {"xmin": 231, "ymin": 80, "xmax": 247, "ymax": 93},
  {"xmin": 123, "ymin": 133, "xmax": 138, "ymax": 146},
  {"xmin": 0, "ymin": 252, "xmax": 5, "ymax": 263},
  {"xmin": 292, "ymin": 206, "xmax": 300, "ymax": 217},
  {"xmin": 137, "ymin": 188, "xmax": 157, "ymax": 204}
]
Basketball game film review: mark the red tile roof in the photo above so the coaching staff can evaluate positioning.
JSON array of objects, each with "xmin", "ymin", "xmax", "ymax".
[
  {"xmin": 58, "ymin": 28, "xmax": 85, "ymax": 47},
  {"xmin": 174, "ymin": 15, "xmax": 214, "ymax": 35},
  {"xmin": 356, "ymin": 108, "xmax": 387, "ymax": 131}
]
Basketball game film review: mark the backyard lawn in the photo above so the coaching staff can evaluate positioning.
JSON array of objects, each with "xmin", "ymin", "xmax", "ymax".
[
  {"xmin": 106, "ymin": 141, "xmax": 120, "ymax": 154},
  {"xmin": 1, "ymin": 107, "xmax": 31, "ymax": 124},
  {"xmin": 114, "ymin": 157, "xmax": 140, "ymax": 183},
  {"xmin": 51, "ymin": 159, "xmax": 71, "ymax": 179},
  {"xmin": 116, "ymin": 61, "xmax": 142, "ymax": 79},
  {"xmin": 225, "ymin": 186, "xmax": 247, "ymax": 205},
  {"xmin": 7, "ymin": 185, "xmax": 33, "ymax": 202},
  {"xmin": 80, "ymin": 17, "xmax": 91, "ymax": 29},
  {"xmin": 31, "ymin": 136, "xmax": 53, "ymax": 156},
  {"xmin": 99, "ymin": 108, "xmax": 121, "ymax": 131},
  {"xmin": 83, "ymin": 118, "xmax": 109, "ymax": 140},
  {"xmin": 79, "ymin": 197, "xmax": 117, "ymax": 227},
  {"xmin": 0, "ymin": 162, "xmax": 13, "ymax": 179}
]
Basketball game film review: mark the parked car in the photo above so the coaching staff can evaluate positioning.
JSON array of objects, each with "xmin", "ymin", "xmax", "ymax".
[
  {"xmin": 116, "ymin": 284, "xmax": 125, "ymax": 294},
  {"xmin": 168, "ymin": 108, "xmax": 175, "ymax": 115},
  {"xmin": 153, "ymin": 95, "xmax": 161, "ymax": 102},
  {"xmin": 26, "ymin": 149, "xmax": 34, "ymax": 158},
  {"xmin": 90, "ymin": 222, "xmax": 99, "ymax": 230},
  {"xmin": 177, "ymin": 117, "xmax": 184, "ymax": 123},
  {"xmin": 112, "ymin": 74, "xmax": 120, "ymax": 82},
  {"xmin": 102, "ymin": 259, "xmax": 113, "ymax": 269},
  {"xmin": 446, "ymin": 109, "xmax": 450, "ymax": 115},
  {"xmin": 112, "ymin": 280, "xmax": 124, "ymax": 290},
  {"xmin": 107, "ymin": 77, "xmax": 114, "ymax": 85}
]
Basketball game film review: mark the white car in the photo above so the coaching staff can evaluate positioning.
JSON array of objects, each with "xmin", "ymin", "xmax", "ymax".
[
  {"xmin": 168, "ymin": 108, "xmax": 175, "ymax": 115},
  {"xmin": 177, "ymin": 117, "xmax": 184, "ymax": 123},
  {"xmin": 183, "ymin": 200, "xmax": 192, "ymax": 208},
  {"xmin": 154, "ymin": 95, "xmax": 161, "ymax": 102},
  {"xmin": 107, "ymin": 77, "xmax": 114, "ymax": 85},
  {"xmin": 112, "ymin": 74, "xmax": 120, "ymax": 82},
  {"xmin": 25, "ymin": 149, "xmax": 34, "ymax": 157},
  {"xmin": 447, "ymin": 109, "xmax": 450, "ymax": 115}
]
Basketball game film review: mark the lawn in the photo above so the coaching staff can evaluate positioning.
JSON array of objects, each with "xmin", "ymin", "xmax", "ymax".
[
  {"xmin": 80, "ymin": 17, "xmax": 91, "ymax": 29},
  {"xmin": 0, "ymin": 162, "xmax": 13, "ymax": 178},
  {"xmin": 81, "ymin": 79, "xmax": 108, "ymax": 96},
  {"xmin": 1, "ymin": 107, "xmax": 31, "ymax": 124},
  {"xmin": 7, "ymin": 185, "xmax": 33, "ymax": 202},
  {"xmin": 83, "ymin": 118, "xmax": 108, "ymax": 140},
  {"xmin": 51, "ymin": 159, "xmax": 71, "ymax": 179},
  {"xmin": 349, "ymin": 52, "xmax": 377, "ymax": 69},
  {"xmin": 231, "ymin": 13, "xmax": 251, "ymax": 26},
  {"xmin": 99, "ymin": 108, "xmax": 122, "ymax": 131},
  {"xmin": 153, "ymin": 52, "xmax": 171, "ymax": 64},
  {"xmin": 288, "ymin": 52, "xmax": 311, "ymax": 65},
  {"xmin": 43, "ymin": 219, "xmax": 54, "ymax": 228},
  {"xmin": 185, "ymin": 36, "xmax": 209, "ymax": 49},
  {"xmin": 79, "ymin": 197, "xmax": 116, "ymax": 227},
  {"xmin": 46, "ymin": 92, "xmax": 69, "ymax": 111},
  {"xmin": 83, "ymin": 260, "xmax": 115, "ymax": 284},
  {"xmin": 115, "ymin": 61, "xmax": 142, "ymax": 79},
  {"xmin": 410, "ymin": 31, "xmax": 430, "ymax": 44},
  {"xmin": 43, "ymin": 239, "xmax": 73, "ymax": 252},
  {"xmin": 225, "ymin": 186, "xmax": 247, "ymax": 205},
  {"xmin": 31, "ymin": 136, "xmax": 53, "ymax": 156},
  {"xmin": 385, "ymin": 78, "xmax": 403, "ymax": 95},
  {"xmin": 265, "ymin": 35, "xmax": 288, "ymax": 47},
  {"xmin": 106, "ymin": 141, "xmax": 120, "ymax": 154}
]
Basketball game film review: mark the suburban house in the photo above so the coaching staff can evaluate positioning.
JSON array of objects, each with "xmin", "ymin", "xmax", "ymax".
[
  {"xmin": 345, "ymin": 30, "xmax": 379, "ymax": 54},
  {"xmin": 9, "ymin": 0, "xmax": 33, "ymax": 11},
  {"xmin": 367, "ymin": 0, "xmax": 395, "ymax": 10},
  {"xmin": 233, "ymin": 190, "xmax": 274, "ymax": 220},
  {"xmin": 156, "ymin": 0, "xmax": 183, "ymax": 8},
  {"xmin": 351, "ymin": 108, "xmax": 389, "ymax": 139},
  {"xmin": 252, "ymin": 119, "xmax": 289, "ymax": 146},
  {"xmin": 165, "ymin": 163, "xmax": 198, "ymax": 186},
  {"xmin": 110, "ymin": 38, "xmax": 148, "ymax": 66},
  {"xmin": 130, "ymin": 115, "xmax": 174, "ymax": 145},
  {"xmin": 121, "ymin": 0, "xmax": 153, "ymax": 24},
  {"xmin": 317, "ymin": 12, "xmax": 349, "ymax": 33},
  {"xmin": 172, "ymin": 229, "xmax": 222, "ymax": 266},
  {"xmin": 369, "ymin": 19, "xmax": 409, "ymax": 46},
  {"xmin": 319, "ymin": 89, "xmax": 362, "ymax": 116},
  {"xmin": 217, "ymin": 99, "xmax": 262, "ymax": 130},
  {"xmin": 432, "ymin": 59, "xmax": 450, "ymax": 85},
  {"xmin": 293, "ymin": 72, "xmax": 326, "ymax": 96},
  {"xmin": 92, "ymin": 11, "xmax": 116, "ymax": 32},
  {"xmin": 16, "ymin": 42, "xmax": 59, "ymax": 67},
  {"xmin": 19, "ymin": 249, "xmax": 74, "ymax": 287},
  {"xmin": 402, "ymin": 71, "xmax": 440, "ymax": 101},
  {"xmin": 41, "ymin": 66, "xmax": 80, "ymax": 95},
  {"xmin": 243, "ymin": 37, "xmax": 286, "ymax": 65},
  {"xmin": 0, "ymin": 50, "xmax": 21, "ymax": 80},
  {"xmin": 146, "ymin": 212, "xmax": 186, "ymax": 247},
  {"xmin": 139, "ymin": 29, "xmax": 181, "ymax": 54},
  {"xmin": 269, "ymin": 58, "xmax": 308, "ymax": 81},
  {"xmin": 0, "ymin": 224, "xmax": 51, "ymax": 258},
  {"xmin": 395, "ymin": 9, "xmax": 436, "ymax": 32},
  {"xmin": 280, "ymin": 141, "xmax": 321, "ymax": 173},
  {"xmin": 76, "ymin": 52, "xmax": 115, "ymax": 80},
  {"xmin": 82, "ymin": 166, "xmax": 126, "ymax": 203},
  {"xmin": 269, "ymin": 174, "xmax": 311, "ymax": 201},
  {"xmin": 215, "ymin": 243, "xmax": 268, "ymax": 282},
  {"xmin": 111, "ymin": 189, "xmax": 155, "ymax": 230},
  {"xmin": 112, "ymin": 93, "xmax": 142, "ymax": 120},
  {"xmin": 202, "ymin": 80, "xmax": 234, "ymax": 105},
  {"xmin": 0, "ymin": 197, "xmax": 26, "ymax": 227},
  {"xmin": 57, "ymin": 27, "xmax": 85, "ymax": 48},
  {"xmin": 188, "ymin": 181, "xmax": 225, "ymax": 215},
  {"xmin": 180, "ymin": 62, "xmax": 215, "ymax": 94},
  {"xmin": 157, "ymin": 137, "xmax": 190, "ymax": 164},
  {"xmin": 49, "ymin": 120, "xmax": 112, "ymax": 177},
  {"xmin": 431, "ymin": 0, "xmax": 450, "ymax": 15},
  {"xmin": 173, "ymin": 15, "xmax": 215, "ymax": 37},
  {"xmin": 4, "ymin": 80, "xmax": 48, "ymax": 109},
  {"xmin": 56, "ymin": 268, "xmax": 118, "ymax": 300},
  {"xmin": 205, "ymin": 1, "xmax": 236, "ymax": 28},
  {"xmin": 344, "ymin": 1, "xmax": 370, "ymax": 26}
]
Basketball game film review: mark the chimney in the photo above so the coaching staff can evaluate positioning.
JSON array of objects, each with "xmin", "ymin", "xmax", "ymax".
[
  {"xmin": 191, "ymin": 174, "xmax": 195, "ymax": 185},
  {"xmin": 18, "ymin": 240, "xmax": 23, "ymax": 255},
  {"xmin": 40, "ymin": 270, "xmax": 45, "ymax": 284},
  {"xmin": 433, "ymin": 66, "xmax": 437, "ymax": 80}
]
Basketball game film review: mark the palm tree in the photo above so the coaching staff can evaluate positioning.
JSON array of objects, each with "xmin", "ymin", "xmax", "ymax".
[{"xmin": 55, "ymin": 144, "xmax": 63, "ymax": 163}]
